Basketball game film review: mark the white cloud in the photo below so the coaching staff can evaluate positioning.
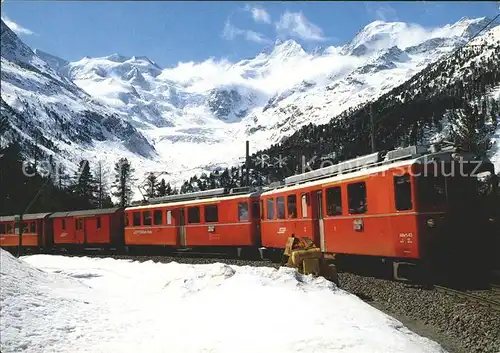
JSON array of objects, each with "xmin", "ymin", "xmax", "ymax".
[
  {"xmin": 245, "ymin": 5, "xmax": 271, "ymax": 24},
  {"xmin": 222, "ymin": 20, "xmax": 271, "ymax": 44},
  {"xmin": 1, "ymin": 15, "xmax": 35, "ymax": 36},
  {"xmin": 375, "ymin": 5, "xmax": 398, "ymax": 21},
  {"xmin": 275, "ymin": 11, "xmax": 327, "ymax": 42}
]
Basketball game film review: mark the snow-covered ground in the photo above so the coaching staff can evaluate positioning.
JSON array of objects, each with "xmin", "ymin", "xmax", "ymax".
[{"xmin": 0, "ymin": 249, "xmax": 446, "ymax": 353}]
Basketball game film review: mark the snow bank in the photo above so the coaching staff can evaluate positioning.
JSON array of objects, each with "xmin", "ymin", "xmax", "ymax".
[{"xmin": 1, "ymin": 250, "xmax": 446, "ymax": 353}]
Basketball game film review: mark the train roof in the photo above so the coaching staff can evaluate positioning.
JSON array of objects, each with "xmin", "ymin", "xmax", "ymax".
[
  {"xmin": 260, "ymin": 144, "xmax": 482, "ymax": 196},
  {"xmin": 49, "ymin": 207, "xmax": 122, "ymax": 218},
  {"xmin": 126, "ymin": 191, "xmax": 260, "ymax": 211},
  {"xmin": 0, "ymin": 213, "xmax": 52, "ymax": 222}
]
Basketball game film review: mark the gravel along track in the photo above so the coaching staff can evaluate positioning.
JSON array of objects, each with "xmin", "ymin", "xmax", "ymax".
[{"xmin": 339, "ymin": 272, "xmax": 500, "ymax": 353}]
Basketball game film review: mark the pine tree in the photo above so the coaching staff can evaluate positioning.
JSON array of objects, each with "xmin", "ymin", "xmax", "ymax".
[
  {"xmin": 94, "ymin": 161, "xmax": 111, "ymax": 208},
  {"xmin": 70, "ymin": 160, "xmax": 97, "ymax": 208},
  {"xmin": 156, "ymin": 179, "xmax": 173, "ymax": 197},
  {"xmin": 145, "ymin": 172, "xmax": 157, "ymax": 198},
  {"xmin": 112, "ymin": 158, "xmax": 135, "ymax": 208}
]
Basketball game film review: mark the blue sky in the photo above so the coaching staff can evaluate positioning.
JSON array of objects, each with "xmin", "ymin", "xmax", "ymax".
[{"xmin": 2, "ymin": 1, "xmax": 499, "ymax": 67}]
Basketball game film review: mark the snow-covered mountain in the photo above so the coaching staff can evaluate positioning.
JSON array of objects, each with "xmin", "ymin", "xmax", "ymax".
[
  {"xmin": 2, "ymin": 16, "xmax": 498, "ymax": 191},
  {"xmin": 1, "ymin": 20, "xmax": 156, "ymax": 180}
]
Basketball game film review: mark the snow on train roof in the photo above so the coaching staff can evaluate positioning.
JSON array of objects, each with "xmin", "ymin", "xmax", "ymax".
[
  {"xmin": 0, "ymin": 213, "xmax": 52, "ymax": 222},
  {"xmin": 125, "ymin": 192, "xmax": 259, "ymax": 211},
  {"xmin": 261, "ymin": 158, "xmax": 417, "ymax": 196}
]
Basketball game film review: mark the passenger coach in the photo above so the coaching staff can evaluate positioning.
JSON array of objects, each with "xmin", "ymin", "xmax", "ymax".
[
  {"xmin": 0, "ymin": 213, "xmax": 51, "ymax": 250},
  {"xmin": 260, "ymin": 145, "xmax": 496, "ymax": 281},
  {"xmin": 124, "ymin": 187, "xmax": 262, "ymax": 254}
]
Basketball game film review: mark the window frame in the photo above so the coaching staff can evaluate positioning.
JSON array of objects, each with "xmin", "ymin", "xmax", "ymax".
[
  {"xmin": 30, "ymin": 221, "xmax": 36, "ymax": 233},
  {"xmin": 61, "ymin": 218, "xmax": 66, "ymax": 230},
  {"xmin": 7, "ymin": 223, "xmax": 13, "ymax": 234},
  {"xmin": 394, "ymin": 174, "xmax": 413, "ymax": 211},
  {"xmin": 143, "ymin": 211, "xmax": 152, "ymax": 226},
  {"xmin": 326, "ymin": 186, "xmax": 343, "ymax": 216},
  {"xmin": 347, "ymin": 181, "xmax": 368, "ymax": 215},
  {"xmin": 0, "ymin": 224, "xmax": 5, "ymax": 234},
  {"xmin": 260, "ymin": 200, "xmax": 264, "ymax": 220},
  {"xmin": 124, "ymin": 214, "xmax": 129, "ymax": 227},
  {"xmin": 154, "ymin": 210, "xmax": 163, "ymax": 225},
  {"xmin": 238, "ymin": 201, "xmax": 249, "ymax": 222},
  {"xmin": 133, "ymin": 212, "xmax": 141, "ymax": 226},
  {"xmin": 166, "ymin": 210, "xmax": 172, "ymax": 225},
  {"xmin": 96, "ymin": 217, "xmax": 101, "ymax": 229},
  {"xmin": 301, "ymin": 193, "xmax": 309, "ymax": 218},
  {"xmin": 266, "ymin": 198, "xmax": 275, "ymax": 220},
  {"xmin": 287, "ymin": 194, "xmax": 297, "ymax": 218},
  {"xmin": 205, "ymin": 204, "xmax": 219, "ymax": 223},
  {"xmin": 188, "ymin": 206, "xmax": 201, "ymax": 224}
]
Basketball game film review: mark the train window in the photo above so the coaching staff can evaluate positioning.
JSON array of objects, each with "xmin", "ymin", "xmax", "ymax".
[
  {"xmin": 348, "ymin": 182, "xmax": 367, "ymax": 214},
  {"xmin": 96, "ymin": 217, "xmax": 101, "ymax": 229},
  {"xmin": 238, "ymin": 202, "xmax": 249, "ymax": 221},
  {"xmin": 154, "ymin": 210, "xmax": 163, "ymax": 225},
  {"xmin": 133, "ymin": 212, "xmax": 141, "ymax": 226},
  {"xmin": 30, "ymin": 221, "xmax": 36, "ymax": 233},
  {"xmin": 143, "ymin": 211, "xmax": 152, "ymax": 226},
  {"xmin": 22, "ymin": 222, "xmax": 29, "ymax": 233},
  {"xmin": 277, "ymin": 197, "xmax": 285, "ymax": 219},
  {"xmin": 188, "ymin": 207, "xmax": 200, "ymax": 224},
  {"xmin": 0, "ymin": 224, "xmax": 5, "ymax": 234},
  {"xmin": 7, "ymin": 223, "xmax": 13, "ymax": 234},
  {"xmin": 301, "ymin": 194, "xmax": 309, "ymax": 218},
  {"xmin": 61, "ymin": 219, "xmax": 66, "ymax": 230},
  {"xmin": 252, "ymin": 201, "xmax": 260, "ymax": 219},
  {"xmin": 260, "ymin": 200, "xmax": 264, "ymax": 220},
  {"xmin": 167, "ymin": 210, "xmax": 172, "ymax": 225},
  {"xmin": 124, "ymin": 214, "xmax": 129, "ymax": 227},
  {"xmin": 394, "ymin": 175, "xmax": 413, "ymax": 211},
  {"xmin": 205, "ymin": 205, "xmax": 219, "ymax": 222},
  {"xmin": 267, "ymin": 198, "xmax": 275, "ymax": 219},
  {"xmin": 287, "ymin": 195, "xmax": 297, "ymax": 218},
  {"xmin": 326, "ymin": 187, "xmax": 342, "ymax": 216}
]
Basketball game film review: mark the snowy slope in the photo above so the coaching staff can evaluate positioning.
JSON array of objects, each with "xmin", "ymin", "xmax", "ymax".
[
  {"xmin": 1, "ymin": 20, "xmax": 158, "ymax": 181},
  {"xmin": 0, "ymin": 250, "xmax": 447, "ymax": 353},
  {"xmin": 2, "ymin": 17, "xmax": 499, "ymax": 190}
]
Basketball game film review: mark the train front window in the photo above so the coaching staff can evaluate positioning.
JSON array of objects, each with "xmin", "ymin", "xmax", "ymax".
[{"xmin": 394, "ymin": 175, "xmax": 413, "ymax": 211}]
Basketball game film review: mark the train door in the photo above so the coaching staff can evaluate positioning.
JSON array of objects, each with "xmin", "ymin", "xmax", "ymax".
[
  {"xmin": 75, "ymin": 217, "xmax": 85, "ymax": 244},
  {"xmin": 314, "ymin": 190, "xmax": 326, "ymax": 251},
  {"xmin": 178, "ymin": 208, "xmax": 186, "ymax": 247},
  {"xmin": 84, "ymin": 217, "xmax": 98, "ymax": 244}
]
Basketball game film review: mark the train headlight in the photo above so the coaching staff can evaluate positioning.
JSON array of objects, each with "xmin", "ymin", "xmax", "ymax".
[{"xmin": 427, "ymin": 218, "xmax": 435, "ymax": 227}]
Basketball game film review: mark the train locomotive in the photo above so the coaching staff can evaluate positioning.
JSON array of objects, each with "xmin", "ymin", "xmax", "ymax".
[{"xmin": 1, "ymin": 144, "xmax": 497, "ymax": 284}]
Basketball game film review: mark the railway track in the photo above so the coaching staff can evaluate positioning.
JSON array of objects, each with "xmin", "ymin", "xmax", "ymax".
[{"xmin": 434, "ymin": 285, "xmax": 500, "ymax": 312}]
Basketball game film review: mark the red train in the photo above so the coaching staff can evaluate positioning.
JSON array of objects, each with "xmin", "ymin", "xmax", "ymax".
[{"xmin": 1, "ymin": 144, "xmax": 497, "ymax": 282}]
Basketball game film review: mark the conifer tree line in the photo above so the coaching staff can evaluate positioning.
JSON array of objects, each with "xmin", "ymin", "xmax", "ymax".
[{"xmin": 0, "ymin": 142, "xmax": 143, "ymax": 215}]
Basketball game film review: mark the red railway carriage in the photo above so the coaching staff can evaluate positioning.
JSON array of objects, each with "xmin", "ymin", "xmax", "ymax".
[
  {"xmin": 124, "ymin": 188, "xmax": 261, "ymax": 249},
  {"xmin": 260, "ymin": 145, "xmax": 496, "ymax": 280},
  {"xmin": 0, "ymin": 213, "xmax": 51, "ymax": 249},
  {"xmin": 50, "ymin": 208, "xmax": 123, "ymax": 247}
]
